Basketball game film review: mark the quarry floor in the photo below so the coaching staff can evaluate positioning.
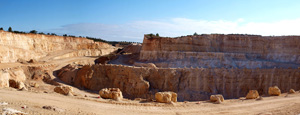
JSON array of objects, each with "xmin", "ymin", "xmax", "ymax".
[{"xmin": 0, "ymin": 87, "xmax": 300, "ymax": 115}]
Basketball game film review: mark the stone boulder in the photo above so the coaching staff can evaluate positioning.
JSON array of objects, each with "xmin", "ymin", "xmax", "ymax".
[
  {"xmin": 210, "ymin": 94, "xmax": 224, "ymax": 102},
  {"xmin": 8, "ymin": 79, "xmax": 26, "ymax": 90},
  {"xmin": 99, "ymin": 88, "xmax": 123, "ymax": 101},
  {"xmin": 268, "ymin": 86, "xmax": 281, "ymax": 96},
  {"xmin": 289, "ymin": 89, "xmax": 296, "ymax": 94},
  {"xmin": 155, "ymin": 91, "xmax": 177, "ymax": 103},
  {"xmin": 54, "ymin": 86, "xmax": 73, "ymax": 95},
  {"xmin": 0, "ymin": 71, "xmax": 10, "ymax": 88},
  {"xmin": 246, "ymin": 90, "xmax": 259, "ymax": 99}
]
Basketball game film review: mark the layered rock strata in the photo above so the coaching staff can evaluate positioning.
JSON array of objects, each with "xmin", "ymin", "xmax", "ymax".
[
  {"xmin": 0, "ymin": 30, "xmax": 115, "ymax": 63},
  {"xmin": 57, "ymin": 64, "xmax": 300, "ymax": 101},
  {"xmin": 139, "ymin": 34, "xmax": 300, "ymax": 68}
]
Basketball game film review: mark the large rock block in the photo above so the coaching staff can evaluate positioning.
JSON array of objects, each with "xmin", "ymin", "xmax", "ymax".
[
  {"xmin": 54, "ymin": 86, "xmax": 73, "ymax": 95},
  {"xmin": 99, "ymin": 88, "xmax": 123, "ymax": 101},
  {"xmin": 210, "ymin": 94, "xmax": 224, "ymax": 102},
  {"xmin": 155, "ymin": 92, "xmax": 177, "ymax": 103},
  {"xmin": 0, "ymin": 72, "xmax": 10, "ymax": 88},
  {"xmin": 289, "ymin": 89, "xmax": 296, "ymax": 94},
  {"xmin": 8, "ymin": 79, "xmax": 26, "ymax": 90},
  {"xmin": 246, "ymin": 90, "xmax": 259, "ymax": 99},
  {"xmin": 268, "ymin": 86, "xmax": 281, "ymax": 96}
]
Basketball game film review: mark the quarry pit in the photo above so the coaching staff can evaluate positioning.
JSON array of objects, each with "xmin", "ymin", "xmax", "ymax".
[{"xmin": 0, "ymin": 30, "xmax": 300, "ymax": 114}]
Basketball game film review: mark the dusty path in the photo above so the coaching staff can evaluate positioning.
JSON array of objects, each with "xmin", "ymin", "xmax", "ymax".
[{"xmin": 0, "ymin": 88, "xmax": 300, "ymax": 115}]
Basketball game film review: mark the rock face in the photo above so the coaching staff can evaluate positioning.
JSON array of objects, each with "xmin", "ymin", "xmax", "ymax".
[
  {"xmin": 268, "ymin": 86, "xmax": 281, "ymax": 96},
  {"xmin": 139, "ymin": 34, "xmax": 300, "ymax": 69},
  {"xmin": 155, "ymin": 92, "xmax": 177, "ymax": 103},
  {"xmin": 58, "ymin": 64, "xmax": 300, "ymax": 101},
  {"xmin": 210, "ymin": 94, "xmax": 224, "ymax": 102},
  {"xmin": 0, "ymin": 30, "xmax": 115, "ymax": 63},
  {"xmin": 246, "ymin": 90, "xmax": 259, "ymax": 99},
  {"xmin": 54, "ymin": 86, "xmax": 73, "ymax": 95},
  {"xmin": 58, "ymin": 64, "xmax": 150, "ymax": 99},
  {"xmin": 99, "ymin": 88, "xmax": 123, "ymax": 101}
]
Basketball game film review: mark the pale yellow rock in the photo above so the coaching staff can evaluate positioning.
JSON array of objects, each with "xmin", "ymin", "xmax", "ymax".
[
  {"xmin": 268, "ymin": 86, "xmax": 281, "ymax": 96},
  {"xmin": 215, "ymin": 97, "xmax": 222, "ymax": 104},
  {"xmin": 30, "ymin": 82, "xmax": 39, "ymax": 88},
  {"xmin": 155, "ymin": 92, "xmax": 177, "ymax": 103},
  {"xmin": 289, "ymin": 89, "xmax": 296, "ymax": 94},
  {"xmin": 246, "ymin": 90, "xmax": 259, "ymax": 99},
  {"xmin": 0, "ymin": 71, "xmax": 10, "ymax": 88},
  {"xmin": 54, "ymin": 86, "xmax": 73, "ymax": 95},
  {"xmin": 210, "ymin": 94, "xmax": 224, "ymax": 102},
  {"xmin": 99, "ymin": 88, "xmax": 123, "ymax": 101},
  {"xmin": 0, "ymin": 30, "xmax": 115, "ymax": 63}
]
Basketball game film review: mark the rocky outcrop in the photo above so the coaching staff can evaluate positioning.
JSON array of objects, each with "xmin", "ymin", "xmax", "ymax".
[
  {"xmin": 246, "ymin": 90, "xmax": 259, "ymax": 99},
  {"xmin": 58, "ymin": 64, "xmax": 150, "ymax": 99},
  {"xmin": 99, "ymin": 88, "xmax": 123, "ymax": 101},
  {"xmin": 0, "ymin": 65, "xmax": 56, "ymax": 89},
  {"xmin": 0, "ymin": 30, "xmax": 116, "ymax": 63},
  {"xmin": 0, "ymin": 67, "xmax": 27, "ymax": 88},
  {"xmin": 268, "ymin": 86, "xmax": 281, "ymax": 96},
  {"xmin": 54, "ymin": 86, "xmax": 74, "ymax": 95},
  {"xmin": 155, "ymin": 92, "xmax": 177, "ymax": 103}
]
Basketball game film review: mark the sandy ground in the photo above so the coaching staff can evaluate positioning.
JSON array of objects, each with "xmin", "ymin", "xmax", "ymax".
[{"xmin": 0, "ymin": 87, "xmax": 300, "ymax": 115}]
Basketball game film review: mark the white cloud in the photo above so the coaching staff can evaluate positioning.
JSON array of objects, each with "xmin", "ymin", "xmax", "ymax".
[{"xmin": 51, "ymin": 18, "xmax": 300, "ymax": 42}]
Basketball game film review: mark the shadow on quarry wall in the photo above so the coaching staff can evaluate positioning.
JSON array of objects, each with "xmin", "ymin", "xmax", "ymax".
[{"xmin": 56, "ymin": 64, "xmax": 300, "ymax": 101}]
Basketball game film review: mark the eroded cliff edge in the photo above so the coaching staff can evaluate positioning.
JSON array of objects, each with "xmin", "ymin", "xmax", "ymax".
[{"xmin": 0, "ymin": 30, "xmax": 116, "ymax": 63}]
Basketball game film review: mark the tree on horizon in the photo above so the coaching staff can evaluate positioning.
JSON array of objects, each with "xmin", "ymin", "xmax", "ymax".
[
  {"xmin": 30, "ymin": 30, "xmax": 37, "ymax": 34},
  {"xmin": 8, "ymin": 27, "xmax": 12, "ymax": 32}
]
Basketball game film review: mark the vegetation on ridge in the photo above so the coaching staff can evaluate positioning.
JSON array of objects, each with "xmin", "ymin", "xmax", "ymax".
[{"xmin": 0, "ymin": 27, "xmax": 139, "ymax": 46}]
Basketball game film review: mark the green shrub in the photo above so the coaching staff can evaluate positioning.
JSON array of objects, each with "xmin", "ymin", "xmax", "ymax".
[
  {"xmin": 8, "ymin": 27, "xmax": 12, "ymax": 32},
  {"xmin": 29, "ymin": 30, "xmax": 37, "ymax": 34}
]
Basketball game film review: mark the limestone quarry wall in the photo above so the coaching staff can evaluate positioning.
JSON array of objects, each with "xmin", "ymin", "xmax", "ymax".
[
  {"xmin": 0, "ymin": 30, "xmax": 115, "ymax": 63},
  {"xmin": 139, "ymin": 35, "xmax": 300, "ymax": 68},
  {"xmin": 58, "ymin": 64, "xmax": 300, "ymax": 101}
]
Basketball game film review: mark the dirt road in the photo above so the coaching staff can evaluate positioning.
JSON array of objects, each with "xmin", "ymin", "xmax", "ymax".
[{"xmin": 0, "ymin": 88, "xmax": 300, "ymax": 115}]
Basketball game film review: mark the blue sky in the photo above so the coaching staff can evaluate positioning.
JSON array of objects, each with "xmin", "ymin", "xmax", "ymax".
[{"xmin": 1, "ymin": 0, "xmax": 300, "ymax": 42}]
